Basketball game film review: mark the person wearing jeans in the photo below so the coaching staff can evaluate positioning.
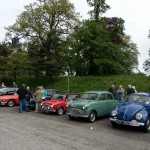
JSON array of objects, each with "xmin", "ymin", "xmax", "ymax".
[
  {"xmin": 17, "ymin": 84, "xmax": 30, "ymax": 113},
  {"xmin": 117, "ymin": 85, "xmax": 124, "ymax": 103}
]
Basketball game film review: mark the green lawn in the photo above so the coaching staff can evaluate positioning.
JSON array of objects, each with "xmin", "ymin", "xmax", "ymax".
[{"xmin": 5, "ymin": 74, "xmax": 150, "ymax": 95}]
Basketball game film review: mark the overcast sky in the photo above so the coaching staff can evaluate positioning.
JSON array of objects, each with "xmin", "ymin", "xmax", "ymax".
[{"xmin": 0, "ymin": 0, "xmax": 149, "ymax": 72}]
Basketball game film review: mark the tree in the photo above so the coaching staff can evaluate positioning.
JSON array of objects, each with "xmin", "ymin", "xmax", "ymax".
[
  {"xmin": 5, "ymin": 0, "xmax": 79, "ymax": 78},
  {"xmin": 143, "ymin": 50, "xmax": 150, "ymax": 74},
  {"xmin": 87, "ymin": 0, "xmax": 110, "ymax": 21},
  {"xmin": 71, "ymin": 18, "xmax": 139, "ymax": 75}
]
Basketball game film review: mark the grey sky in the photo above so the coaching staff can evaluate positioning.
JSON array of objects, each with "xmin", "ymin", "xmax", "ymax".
[{"xmin": 0, "ymin": 0, "xmax": 149, "ymax": 72}]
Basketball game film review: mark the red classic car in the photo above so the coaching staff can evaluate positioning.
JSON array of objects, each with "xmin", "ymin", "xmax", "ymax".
[
  {"xmin": 40, "ymin": 93, "xmax": 80, "ymax": 115},
  {"xmin": 0, "ymin": 94, "xmax": 19, "ymax": 107}
]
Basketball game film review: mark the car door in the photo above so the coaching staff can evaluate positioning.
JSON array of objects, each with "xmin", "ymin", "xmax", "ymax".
[
  {"xmin": 106, "ymin": 93, "xmax": 119, "ymax": 114},
  {"xmin": 96, "ymin": 93, "xmax": 108, "ymax": 116}
]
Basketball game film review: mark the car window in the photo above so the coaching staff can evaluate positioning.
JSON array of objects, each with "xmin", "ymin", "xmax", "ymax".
[
  {"xmin": 81, "ymin": 93, "xmax": 99, "ymax": 100},
  {"xmin": 106, "ymin": 94, "xmax": 114, "ymax": 100},
  {"xmin": 99, "ymin": 94, "xmax": 106, "ymax": 100},
  {"xmin": 67, "ymin": 95, "xmax": 79, "ymax": 101}
]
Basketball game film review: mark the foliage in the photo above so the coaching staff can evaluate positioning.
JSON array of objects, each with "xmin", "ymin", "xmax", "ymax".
[
  {"xmin": 87, "ymin": 0, "xmax": 110, "ymax": 21},
  {"xmin": 71, "ymin": 18, "xmax": 138, "ymax": 75},
  {"xmin": 5, "ymin": 0, "xmax": 79, "ymax": 78},
  {"xmin": 143, "ymin": 49, "xmax": 150, "ymax": 74}
]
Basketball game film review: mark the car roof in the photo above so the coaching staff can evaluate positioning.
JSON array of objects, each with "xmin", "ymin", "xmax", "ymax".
[
  {"xmin": 130, "ymin": 92, "xmax": 150, "ymax": 96},
  {"xmin": 84, "ymin": 91, "xmax": 111, "ymax": 94}
]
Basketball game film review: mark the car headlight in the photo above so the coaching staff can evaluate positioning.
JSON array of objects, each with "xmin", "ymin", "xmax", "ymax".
[
  {"xmin": 82, "ymin": 105, "xmax": 86, "ymax": 110},
  {"xmin": 111, "ymin": 110, "xmax": 117, "ymax": 116},
  {"xmin": 51, "ymin": 104, "xmax": 54, "ymax": 108},
  {"xmin": 70, "ymin": 104, "xmax": 75, "ymax": 108},
  {"xmin": 136, "ymin": 113, "xmax": 142, "ymax": 120}
]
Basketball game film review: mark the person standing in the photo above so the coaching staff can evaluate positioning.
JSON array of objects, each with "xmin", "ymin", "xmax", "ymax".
[
  {"xmin": 26, "ymin": 86, "xmax": 33, "ymax": 102},
  {"xmin": 41, "ymin": 86, "xmax": 47, "ymax": 100},
  {"xmin": 17, "ymin": 84, "xmax": 30, "ymax": 113},
  {"xmin": 12, "ymin": 82, "xmax": 17, "ymax": 88},
  {"xmin": 34, "ymin": 86, "xmax": 42, "ymax": 112},
  {"xmin": 127, "ymin": 85, "xmax": 135, "ymax": 95},
  {"xmin": 117, "ymin": 85, "xmax": 124, "ymax": 103},
  {"xmin": 108, "ymin": 84, "xmax": 116, "ymax": 98}
]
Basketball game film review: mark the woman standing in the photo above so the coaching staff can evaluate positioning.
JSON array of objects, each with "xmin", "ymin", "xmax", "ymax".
[{"xmin": 117, "ymin": 85, "xmax": 124, "ymax": 103}]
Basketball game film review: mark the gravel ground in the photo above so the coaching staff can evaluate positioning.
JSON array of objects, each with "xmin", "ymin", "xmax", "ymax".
[{"xmin": 0, "ymin": 106, "xmax": 150, "ymax": 150}]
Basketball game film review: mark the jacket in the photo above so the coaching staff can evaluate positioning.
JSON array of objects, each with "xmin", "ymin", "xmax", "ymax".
[{"xmin": 34, "ymin": 90, "xmax": 42, "ymax": 103}]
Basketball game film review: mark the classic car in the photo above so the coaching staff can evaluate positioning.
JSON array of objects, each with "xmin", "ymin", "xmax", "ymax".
[
  {"xmin": 67, "ymin": 91, "xmax": 119, "ymax": 122},
  {"xmin": 40, "ymin": 93, "xmax": 80, "ymax": 115},
  {"xmin": 0, "ymin": 87, "xmax": 18, "ymax": 96},
  {"xmin": 0, "ymin": 94, "xmax": 19, "ymax": 107},
  {"xmin": 28, "ymin": 88, "xmax": 59, "ymax": 109},
  {"xmin": 109, "ymin": 92, "xmax": 150, "ymax": 133}
]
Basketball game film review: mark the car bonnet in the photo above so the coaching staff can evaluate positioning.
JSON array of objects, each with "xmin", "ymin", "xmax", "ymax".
[{"xmin": 117, "ymin": 103, "xmax": 144, "ymax": 121}]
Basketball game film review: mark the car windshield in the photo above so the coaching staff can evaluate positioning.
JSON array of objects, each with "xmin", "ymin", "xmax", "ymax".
[
  {"xmin": 0, "ymin": 88, "xmax": 7, "ymax": 92},
  {"xmin": 51, "ymin": 94, "xmax": 65, "ymax": 100},
  {"xmin": 126, "ymin": 94, "xmax": 150, "ymax": 103},
  {"xmin": 81, "ymin": 93, "xmax": 99, "ymax": 100}
]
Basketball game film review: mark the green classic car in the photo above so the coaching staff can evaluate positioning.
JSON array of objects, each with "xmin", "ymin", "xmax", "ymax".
[{"xmin": 67, "ymin": 91, "xmax": 119, "ymax": 123}]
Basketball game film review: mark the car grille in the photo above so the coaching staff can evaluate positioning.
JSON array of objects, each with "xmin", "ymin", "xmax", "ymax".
[
  {"xmin": 42, "ymin": 105, "xmax": 51, "ymax": 110},
  {"xmin": 69, "ymin": 108, "xmax": 84, "ymax": 115}
]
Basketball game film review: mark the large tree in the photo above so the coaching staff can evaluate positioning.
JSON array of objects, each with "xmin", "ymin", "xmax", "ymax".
[
  {"xmin": 87, "ymin": 0, "xmax": 110, "ymax": 21},
  {"xmin": 71, "ymin": 18, "xmax": 139, "ymax": 75},
  {"xmin": 5, "ymin": 0, "xmax": 79, "ymax": 78}
]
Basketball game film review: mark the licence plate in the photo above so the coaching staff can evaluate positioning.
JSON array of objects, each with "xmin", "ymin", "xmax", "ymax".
[{"xmin": 129, "ymin": 120, "xmax": 139, "ymax": 126}]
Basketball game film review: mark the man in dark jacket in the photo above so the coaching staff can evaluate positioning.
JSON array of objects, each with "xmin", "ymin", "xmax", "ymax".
[
  {"xmin": 108, "ymin": 84, "xmax": 116, "ymax": 98},
  {"xmin": 17, "ymin": 84, "xmax": 30, "ymax": 113},
  {"xmin": 127, "ymin": 85, "xmax": 135, "ymax": 95}
]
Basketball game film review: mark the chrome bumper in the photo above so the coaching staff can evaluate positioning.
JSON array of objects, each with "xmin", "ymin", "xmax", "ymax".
[
  {"xmin": 110, "ymin": 118, "xmax": 145, "ymax": 126},
  {"xmin": 67, "ymin": 112, "xmax": 88, "ymax": 118}
]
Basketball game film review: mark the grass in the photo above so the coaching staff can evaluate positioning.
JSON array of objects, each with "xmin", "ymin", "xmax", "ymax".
[{"xmin": 4, "ymin": 74, "xmax": 150, "ymax": 95}]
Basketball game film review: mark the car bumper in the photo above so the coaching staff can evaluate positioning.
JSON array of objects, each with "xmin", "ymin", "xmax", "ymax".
[
  {"xmin": 67, "ymin": 113, "xmax": 88, "ymax": 118},
  {"xmin": 41, "ymin": 108, "xmax": 56, "ymax": 113},
  {"xmin": 110, "ymin": 118, "xmax": 145, "ymax": 126},
  {"xmin": 0, "ymin": 101, "xmax": 7, "ymax": 105}
]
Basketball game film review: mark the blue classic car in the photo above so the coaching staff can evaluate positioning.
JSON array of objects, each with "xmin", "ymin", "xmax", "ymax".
[{"xmin": 109, "ymin": 92, "xmax": 150, "ymax": 132}]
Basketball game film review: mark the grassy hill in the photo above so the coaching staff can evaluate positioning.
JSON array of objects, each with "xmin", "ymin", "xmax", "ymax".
[{"xmin": 12, "ymin": 74, "xmax": 150, "ymax": 95}]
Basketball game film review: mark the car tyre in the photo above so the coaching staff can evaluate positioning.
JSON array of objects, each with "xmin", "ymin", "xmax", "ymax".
[
  {"xmin": 69, "ymin": 115, "xmax": 74, "ymax": 120},
  {"xmin": 88, "ymin": 111, "xmax": 96, "ymax": 123},
  {"xmin": 7, "ymin": 100, "xmax": 15, "ymax": 107},
  {"xmin": 142, "ymin": 117, "xmax": 150, "ymax": 133},
  {"xmin": 56, "ymin": 107, "xmax": 64, "ymax": 115}
]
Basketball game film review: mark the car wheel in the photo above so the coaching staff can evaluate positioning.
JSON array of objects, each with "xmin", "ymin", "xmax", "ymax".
[
  {"xmin": 88, "ymin": 111, "xmax": 96, "ymax": 123},
  {"xmin": 7, "ymin": 100, "xmax": 15, "ymax": 107},
  {"xmin": 142, "ymin": 117, "xmax": 150, "ymax": 133},
  {"xmin": 111, "ymin": 121, "xmax": 118, "ymax": 128},
  {"xmin": 69, "ymin": 115, "xmax": 74, "ymax": 120},
  {"xmin": 56, "ymin": 107, "xmax": 64, "ymax": 115}
]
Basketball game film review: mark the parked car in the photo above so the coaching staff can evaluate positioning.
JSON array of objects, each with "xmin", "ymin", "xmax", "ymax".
[
  {"xmin": 0, "ymin": 87, "xmax": 18, "ymax": 96},
  {"xmin": 40, "ymin": 93, "xmax": 80, "ymax": 115},
  {"xmin": 0, "ymin": 94, "xmax": 19, "ymax": 107},
  {"xmin": 28, "ymin": 88, "xmax": 59, "ymax": 109},
  {"xmin": 109, "ymin": 92, "xmax": 150, "ymax": 133},
  {"xmin": 67, "ymin": 91, "xmax": 119, "ymax": 122}
]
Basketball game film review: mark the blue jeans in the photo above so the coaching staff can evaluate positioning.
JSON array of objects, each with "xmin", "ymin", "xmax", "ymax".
[
  {"xmin": 19, "ymin": 99, "xmax": 29, "ymax": 113},
  {"xmin": 118, "ymin": 96, "xmax": 124, "ymax": 103}
]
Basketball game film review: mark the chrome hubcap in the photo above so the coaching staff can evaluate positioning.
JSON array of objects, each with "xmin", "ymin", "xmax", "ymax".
[
  {"xmin": 58, "ymin": 108, "xmax": 63, "ymax": 115},
  {"xmin": 9, "ymin": 101, "xmax": 14, "ymax": 106},
  {"xmin": 90, "ymin": 113, "xmax": 95, "ymax": 121}
]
